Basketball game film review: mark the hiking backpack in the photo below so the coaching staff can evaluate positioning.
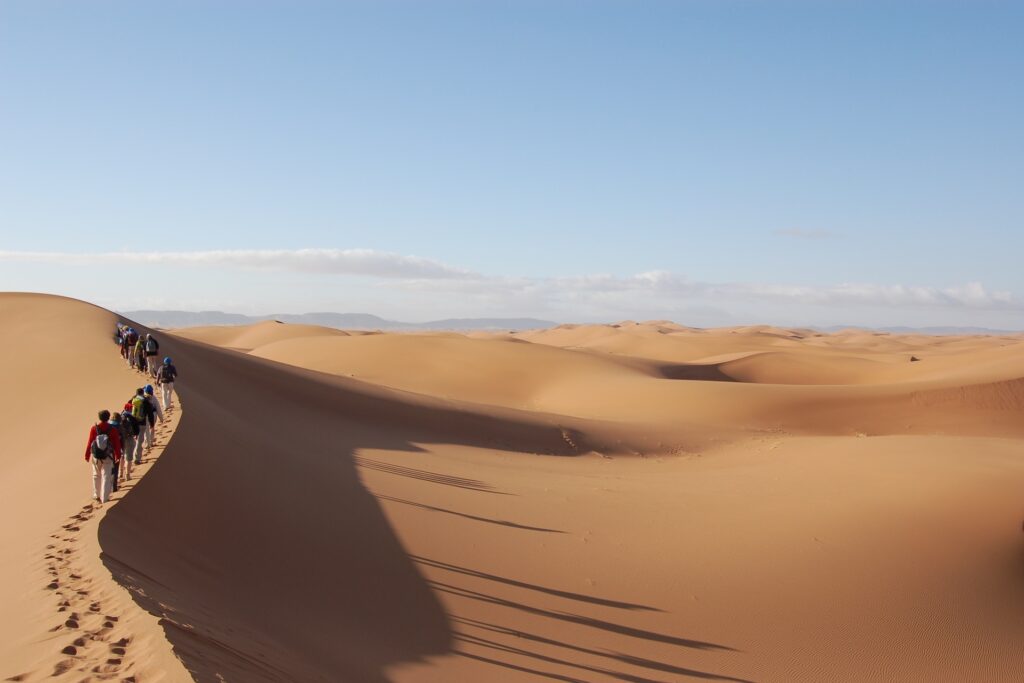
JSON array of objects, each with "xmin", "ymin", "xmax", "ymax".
[
  {"xmin": 145, "ymin": 338, "xmax": 158, "ymax": 354},
  {"xmin": 159, "ymin": 364, "xmax": 176, "ymax": 382},
  {"xmin": 120, "ymin": 411, "xmax": 140, "ymax": 436},
  {"xmin": 91, "ymin": 431, "xmax": 111, "ymax": 461},
  {"xmin": 131, "ymin": 396, "xmax": 146, "ymax": 421}
]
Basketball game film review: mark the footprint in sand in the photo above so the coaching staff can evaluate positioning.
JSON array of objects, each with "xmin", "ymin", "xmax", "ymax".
[{"xmin": 51, "ymin": 659, "xmax": 74, "ymax": 675}]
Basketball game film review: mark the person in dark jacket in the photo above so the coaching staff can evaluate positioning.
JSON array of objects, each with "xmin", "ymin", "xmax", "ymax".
[
  {"xmin": 144, "ymin": 334, "xmax": 161, "ymax": 379},
  {"xmin": 157, "ymin": 356, "xmax": 178, "ymax": 410}
]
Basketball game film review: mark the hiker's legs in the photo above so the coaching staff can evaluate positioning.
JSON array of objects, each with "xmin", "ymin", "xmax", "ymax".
[
  {"xmin": 148, "ymin": 357, "xmax": 159, "ymax": 378},
  {"xmin": 145, "ymin": 420, "xmax": 155, "ymax": 449},
  {"xmin": 162, "ymin": 382, "xmax": 174, "ymax": 410},
  {"xmin": 121, "ymin": 436, "xmax": 134, "ymax": 478},
  {"xmin": 99, "ymin": 459, "xmax": 113, "ymax": 503},
  {"xmin": 133, "ymin": 431, "xmax": 145, "ymax": 463},
  {"xmin": 91, "ymin": 459, "xmax": 102, "ymax": 500},
  {"xmin": 111, "ymin": 459, "xmax": 119, "ymax": 490}
]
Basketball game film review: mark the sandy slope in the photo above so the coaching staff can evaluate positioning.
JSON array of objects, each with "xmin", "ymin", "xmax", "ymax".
[
  {"xmin": 171, "ymin": 319, "xmax": 350, "ymax": 351},
  {"xmin": 0, "ymin": 293, "xmax": 187, "ymax": 681},
  {"xmin": 4, "ymin": 299, "xmax": 1024, "ymax": 681}
]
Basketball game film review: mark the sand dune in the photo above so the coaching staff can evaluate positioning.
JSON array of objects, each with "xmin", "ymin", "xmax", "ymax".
[
  {"xmin": 0, "ymin": 293, "xmax": 187, "ymax": 681},
  {"xmin": 171, "ymin": 319, "xmax": 351, "ymax": 351},
  {"xmin": 186, "ymin": 321, "xmax": 1024, "ymax": 438},
  {"xmin": 4, "ymin": 297, "xmax": 1024, "ymax": 681}
]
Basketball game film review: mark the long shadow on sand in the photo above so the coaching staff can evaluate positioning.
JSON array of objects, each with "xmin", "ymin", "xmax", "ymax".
[
  {"xmin": 99, "ymin": 331, "xmax": 745, "ymax": 682},
  {"xmin": 372, "ymin": 494, "xmax": 564, "ymax": 533}
]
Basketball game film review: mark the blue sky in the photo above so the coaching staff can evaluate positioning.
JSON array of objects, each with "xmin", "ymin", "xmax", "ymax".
[{"xmin": 1, "ymin": 1, "xmax": 1021, "ymax": 327}]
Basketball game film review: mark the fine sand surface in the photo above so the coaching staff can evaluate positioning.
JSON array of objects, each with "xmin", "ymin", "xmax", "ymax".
[
  {"xmin": 4, "ymin": 296, "xmax": 1024, "ymax": 681},
  {"xmin": 0, "ymin": 293, "xmax": 187, "ymax": 681}
]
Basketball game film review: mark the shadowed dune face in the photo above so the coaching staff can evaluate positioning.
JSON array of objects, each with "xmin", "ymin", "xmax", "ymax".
[{"xmin": 99, "ymin": 335, "xmax": 453, "ymax": 681}]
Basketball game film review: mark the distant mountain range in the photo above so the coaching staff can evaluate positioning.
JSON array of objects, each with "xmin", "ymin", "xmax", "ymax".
[
  {"xmin": 821, "ymin": 325, "xmax": 1021, "ymax": 336},
  {"xmin": 120, "ymin": 310, "xmax": 558, "ymax": 332}
]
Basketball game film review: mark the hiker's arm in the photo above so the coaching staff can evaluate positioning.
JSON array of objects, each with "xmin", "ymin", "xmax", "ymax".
[
  {"xmin": 84, "ymin": 426, "xmax": 95, "ymax": 461},
  {"xmin": 112, "ymin": 430, "xmax": 122, "ymax": 461}
]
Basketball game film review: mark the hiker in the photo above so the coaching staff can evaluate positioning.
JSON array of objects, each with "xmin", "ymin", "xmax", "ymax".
[
  {"xmin": 109, "ymin": 410, "xmax": 135, "ymax": 484},
  {"xmin": 109, "ymin": 412, "xmax": 121, "ymax": 491},
  {"xmin": 84, "ymin": 410, "xmax": 122, "ymax": 504},
  {"xmin": 144, "ymin": 334, "xmax": 161, "ymax": 378},
  {"xmin": 142, "ymin": 385, "xmax": 164, "ymax": 452},
  {"xmin": 121, "ymin": 327, "xmax": 135, "ymax": 362},
  {"xmin": 133, "ymin": 334, "xmax": 147, "ymax": 373},
  {"xmin": 157, "ymin": 357, "xmax": 178, "ymax": 410},
  {"xmin": 120, "ymin": 327, "xmax": 128, "ymax": 362},
  {"xmin": 130, "ymin": 389, "xmax": 149, "ymax": 461},
  {"xmin": 124, "ymin": 399, "xmax": 145, "ymax": 465}
]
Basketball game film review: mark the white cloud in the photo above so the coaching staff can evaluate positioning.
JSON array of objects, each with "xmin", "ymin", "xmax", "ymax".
[
  {"xmin": 0, "ymin": 249, "xmax": 1018, "ymax": 318},
  {"xmin": 398, "ymin": 272, "xmax": 1019, "ymax": 313},
  {"xmin": 0, "ymin": 248, "xmax": 475, "ymax": 280}
]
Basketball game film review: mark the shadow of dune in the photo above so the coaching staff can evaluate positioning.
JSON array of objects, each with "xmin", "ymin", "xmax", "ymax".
[
  {"xmin": 97, "ymin": 331, "xmax": 633, "ymax": 681},
  {"xmin": 429, "ymin": 580, "xmax": 735, "ymax": 651},
  {"xmin": 454, "ymin": 631, "xmax": 754, "ymax": 683},
  {"xmin": 453, "ymin": 617, "xmax": 754, "ymax": 681},
  {"xmin": 355, "ymin": 456, "xmax": 511, "ymax": 494},
  {"xmin": 656, "ymin": 363, "xmax": 737, "ymax": 383},
  {"xmin": 372, "ymin": 494, "xmax": 565, "ymax": 533},
  {"xmin": 413, "ymin": 556, "xmax": 657, "ymax": 611}
]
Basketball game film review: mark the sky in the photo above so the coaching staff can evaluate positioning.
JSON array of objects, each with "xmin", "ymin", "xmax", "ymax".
[{"xmin": 1, "ymin": 0, "xmax": 1021, "ymax": 328}]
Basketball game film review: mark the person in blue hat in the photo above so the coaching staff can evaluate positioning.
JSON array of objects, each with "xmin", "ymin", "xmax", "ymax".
[{"xmin": 157, "ymin": 356, "xmax": 178, "ymax": 411}]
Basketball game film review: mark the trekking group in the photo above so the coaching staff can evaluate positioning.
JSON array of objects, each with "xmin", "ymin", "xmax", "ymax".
[{"xmin": 83, "ymin": 324, "xmax": 180, "ymax": 505}]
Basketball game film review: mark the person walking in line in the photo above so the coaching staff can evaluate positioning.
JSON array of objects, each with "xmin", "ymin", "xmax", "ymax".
[
  {"xmin": 143, "ymin": 385, "xmax": 164, "ymax": 452},
  {"xmin": 84, "ymin": 410, "xmax": 122, "ymax": 504},
  {"xmin": 144, "ymin": 334, "xmax": 161, "ymax": 378},
  {"xmin": 124, "ymin": 399, "xmax": 145, "ymax": 466},
  {"xmin": 121, "ymin": 327, "xmax": 135, "ymax": 363},
  {"xmin": 110, "ymin": 409, "xmax": 137, "ymax": 484},
  {"xmin": 133, "ymin": 334, "xmax": 147, "ymax": 373},
  {"xmin": 109, "ymin": 411, "xmax": 123, "ymax": 491},
  {"xmin": 157, "ymin": 357, "xmax": 178, "ymax": 410},
  {"xmin": 130, "ymin": 389, "xmax": 149, "ymax": 463}
]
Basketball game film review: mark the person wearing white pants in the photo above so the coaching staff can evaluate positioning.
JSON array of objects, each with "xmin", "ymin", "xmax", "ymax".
[
  {"xmin": 161, "ymin": 381, "xmax": 174, "ymax": 410},
  {"xmin": 157, "ymin": 357, "xmax": 178, "ymax": 411},
  {"xmin": 84, "ymin": 410, "xmax": 122, "ymax": 505},
  {"xmin": 91, "ymin": 456, "xmax": 114, "ymax": 503}
]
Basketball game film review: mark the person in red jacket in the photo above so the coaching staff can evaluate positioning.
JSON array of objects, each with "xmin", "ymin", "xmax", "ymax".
[{"xmin": 84, "ymin": 410, "xmax": 122, "ymax": 504}]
